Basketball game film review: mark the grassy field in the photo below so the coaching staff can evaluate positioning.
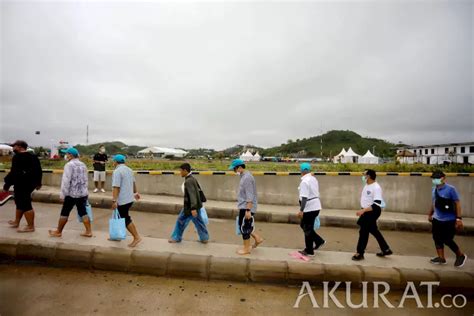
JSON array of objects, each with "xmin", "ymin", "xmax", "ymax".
[{"xmin": 1, "ymin": 157, "xmax": 473, "ymax": 173}]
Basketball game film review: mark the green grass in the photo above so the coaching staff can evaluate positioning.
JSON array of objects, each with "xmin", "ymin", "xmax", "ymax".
[{"xmin": 1, "ymin": 158, "xmax": 473, "ymax": 173}]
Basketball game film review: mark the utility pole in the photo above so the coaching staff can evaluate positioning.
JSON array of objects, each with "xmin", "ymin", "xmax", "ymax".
[
  {"xmin": 86, "ymin": 125, "xmax": 89, "ymax": 145},
  {"xmin": 320, "ymin": 121, "xmax": 323, "ymax": 158}
]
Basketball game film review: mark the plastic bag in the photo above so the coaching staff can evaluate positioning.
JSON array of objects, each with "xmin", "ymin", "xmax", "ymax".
[
  {"xmin": 314, "ymin": 215, "xmax": 321, "ymax": 230},
  {"xmin": 200, "ymin": 207, "xmax": 209, "ymax": 225},
  {"xmin": 77, "ymin": 201, "xmax": 93, "ymax": 223},
  {"xmin": 109, "ymin": 209, "xmax": 126, "ymax": 240}
]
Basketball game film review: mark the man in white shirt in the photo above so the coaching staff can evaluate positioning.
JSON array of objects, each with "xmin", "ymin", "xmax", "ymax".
[
  {"xmin": 297, "ymin": 163, "xmax": 325, "ymax": 257},
  {"xmin": 352, "ymin": 169, "xmax": 392, "ymax": 261}
]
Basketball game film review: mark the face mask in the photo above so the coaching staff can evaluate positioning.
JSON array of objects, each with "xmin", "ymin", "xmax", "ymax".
[
  {"xmin": 362, "ymin": 176, "xmax": 367, "ymax": 184},
  {"xmin": 432, "ymin": 178, "xmax": 443, "ymax": 186},
  {"xmin": 64, "ymin": 155, "xmax": 69, "ymax": 161},
  {"xmin": 181, "ymin": 182, "xmax": 185, "ymax": 194},
  {"xmin": 236, "ymin": 171, "xmax": 241, "ymax": 176},
  {"xmin": 13, "ymin": 149, "xmax": 19, "ymax": 154}
]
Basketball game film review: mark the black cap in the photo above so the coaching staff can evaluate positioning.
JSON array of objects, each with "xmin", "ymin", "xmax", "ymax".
[
  {"xmin": 10, "ymin": 140, "xmax": 28, "ymax": 149},
  {"xmin": 179, "ymin": 163, "xmax": 191, "ymax": 173},
  {"xmin": 431, "ymin": 170, "xmax": 446, "ymax": 179}
]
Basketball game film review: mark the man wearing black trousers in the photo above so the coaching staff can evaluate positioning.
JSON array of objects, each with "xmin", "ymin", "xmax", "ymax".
[
  {"xmin": 352, "ymin": 169, "xmax": 392, "ymax": 261},
  {"xmin": 297, "ymin": 163, "xmax": 325, "ymax": 257}
]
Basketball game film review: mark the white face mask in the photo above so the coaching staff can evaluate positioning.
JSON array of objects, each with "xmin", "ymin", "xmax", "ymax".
[
  {"xmin": 181, "ymin": 182, "xmax": 185, "ymax": 194},
  {"xmin": 64, "ymin": 155, "xmax": 69, "ymax": 161},
  {"xmin": 236, "ymin": 171, "xmax": 241, "ymax": 176}
]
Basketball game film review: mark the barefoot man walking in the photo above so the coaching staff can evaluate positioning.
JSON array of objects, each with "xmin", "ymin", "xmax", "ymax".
[
  {"xmin": 111, "ymin": 154, "xmax": 142, "ymax": 247},
  {"xmin": 49, "ymin": 148, "xmax": 92, "ymax": 238},
  {"xmin": 3, "ymin": 140, "xmax": 42, "ymax": 233}
]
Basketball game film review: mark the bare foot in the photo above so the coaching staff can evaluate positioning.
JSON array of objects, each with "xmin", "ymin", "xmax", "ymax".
[
  {"xmin": 17, "ymin": 226, "xmax": 35, "ymax": 233},
  {"xmin": 80, "ymin": 232, "xmax": 93, "ymax": 237},
  {"xmin": 252, "ymin": 238, "xmax": 264, "ymax": 249},
  {"xmin": 128, "ymin": 238, "xmax": 142, "ymax": 248},
  {"xmin": 48, "ymin": 230, "xmax": 62, "ymax": 237},
  {"xmin": 8, "ymin": 220, "xmax": 19, "ymax": 228},
  {"xmin": 237, "ymin": 248, "xmax": 252, "ymax": 255}
]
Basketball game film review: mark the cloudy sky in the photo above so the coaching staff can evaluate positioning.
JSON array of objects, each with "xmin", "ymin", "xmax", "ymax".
[{"xmin": 1, "ymin": 0, "xmax": 472, "ymax": 149}]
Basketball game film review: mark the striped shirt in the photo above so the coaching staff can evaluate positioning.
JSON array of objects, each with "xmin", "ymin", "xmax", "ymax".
[{"xmin": 237, "ymin": 171, "xmax": 258, "ymax": 213}]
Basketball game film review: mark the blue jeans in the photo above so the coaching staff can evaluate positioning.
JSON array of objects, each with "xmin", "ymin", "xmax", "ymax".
[{"xmin": 170, "ymin": 209, "xmax": 209, "ymax": 242}]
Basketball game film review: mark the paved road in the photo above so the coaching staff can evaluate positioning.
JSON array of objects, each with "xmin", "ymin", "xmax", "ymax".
[
  {"xmin": 1, "ymin": 264, "xmax": 472, "ymax": 315},
  {"xmin": 1, "ymin": 202, "xmax": 473, "ymax": 259}
]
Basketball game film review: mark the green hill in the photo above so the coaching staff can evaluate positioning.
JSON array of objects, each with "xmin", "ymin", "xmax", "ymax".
[
  {"xmin": 74, "ymin": 141, "xmax": 146, "ymax": 157},
  {"xmin": 261, "ymin": 130, "xmax": 397, "ymax": 158}
]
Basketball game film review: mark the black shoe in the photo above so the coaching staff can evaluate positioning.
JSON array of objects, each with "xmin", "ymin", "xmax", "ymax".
[
  {"xmin": 376, "ymin": 249, "xmax": 393, "ymax": 257},
  {"xmin": 454, "ymin": 254, "xmax": 467, "ymax": 268},
  {"xmin": 352, "ymin": 253, "xmax": 364, "ymax": 261},
  {"xmin": 314, "ymin": 240, "xmax": 326, "ymax": 251},
  {"xmin": 430, "ymin": 257, "xmax": 447, "ymax": 265},
  {"xmin": 298, "ymin": 250, "xmax": 315, "ymax": 257}
]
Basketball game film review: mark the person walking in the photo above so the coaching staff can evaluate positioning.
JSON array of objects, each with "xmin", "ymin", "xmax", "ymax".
[
  {"xmin": 169, "ymin": 163, "xmax": 209, "ymax": 244},
  {"xmin": 111, "ymin": 154, "xmax": 142, "ymax": 247},
  {"xmin": 297, "ymin": 163, "xmax": 325, "ymax": 257},
  {"xmin": 93, "ymin": 145, "xmax": 108, "ymax": 193},
  {"xmin": 229, "ymin": 159, "xmax": 264, "ymax": 255},
  {"xmin": 49, "ymin": 148, "xmax": 92, "ymax": 237},
  {"xmin": 352, "ymin": 169, "xmax": 392, "ymax": 261},
  {"xmin": 428, "ymin": 171, "xmax": 467, "ymax": 267},
  {"xmin": 2, "ymin": 140, "xmax": 42, "ymax": 232}
]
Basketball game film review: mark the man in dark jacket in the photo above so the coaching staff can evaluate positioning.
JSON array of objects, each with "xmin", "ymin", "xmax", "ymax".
[
  {"xmin": 169, "ymin": 163, "xmax": 209, "ymax": 243},
  {"xmin": 2, "ymin": 140, "xmax": 42, "ymax": 232}
]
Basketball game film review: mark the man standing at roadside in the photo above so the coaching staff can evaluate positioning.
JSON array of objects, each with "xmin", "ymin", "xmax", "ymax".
[
  {"xmin": 428, "ymin": 171, "xmax": 467, "ymax": 267},
  {"xmin": 2, "ymin": 140, "xmax": 42, "ymax": 232},
  {"xmin": 49, "ymin": 148, "xmax": 92, "ymax": 237},
  {"xmin": 111, "ymin": 154, "xmax": 142, "ymax": 247},
  {"xmin": 93, "ymin": 145, "xmax": 108, "ymax": 193},
  {"xmin": 352, "ymin": 169, "xmax": 392, "ymax": 261},
  {"xmin": 229, "ymin": 159, "xmax": 264, "ymax": 255},
  {"xmin": 297, "ymin": 163, "xmax": 325, "ymax": 257}
]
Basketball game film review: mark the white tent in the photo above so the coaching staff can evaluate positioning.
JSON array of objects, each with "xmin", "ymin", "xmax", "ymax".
[
  {"xmin": 0, "ymin": 144, "xmax": 12, "ymax": 156},
  {"xmin": 359, "ymin": 150, "xmax": 379, "ymax": 164},
  {"xmin": 137, "ymin": 147, "xmax": 188, "ymax": 158},
  {"xmin": 341, "ymin": 147, "xmax": 360, "ymax": 163},
  {"xmin": 333, "ymin": 148, "xmax": 347, "ymax": 163},
  {"xmin": 240, "ymin": 150, "xmax": 254, "ymax": 162},
  {"xmin": 253, "ymin": 151, "xmax": 261, "ymax": 162}
]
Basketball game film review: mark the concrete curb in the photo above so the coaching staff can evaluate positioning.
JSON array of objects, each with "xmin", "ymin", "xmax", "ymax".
[
  {"xmin": 31, "ymin": 191, "xmax": 474, "ymax": 235},
  {"xmin": 1, "ymin": 236, "xmax": 473, "ymax": 294}
]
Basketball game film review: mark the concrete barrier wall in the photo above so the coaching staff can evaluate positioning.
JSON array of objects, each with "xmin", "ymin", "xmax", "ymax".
[{"xmin": 2, "ymin": 171, "xmax": 473, "ymax": 217}]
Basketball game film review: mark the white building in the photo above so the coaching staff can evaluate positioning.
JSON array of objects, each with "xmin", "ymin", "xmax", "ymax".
[
  {"xmin": 397, "ymin": 142, "xmax": 474, "ymax": 165},
  {"xmin": 137, "ymin": 147, "xmax": 188, "ymax": 158}
]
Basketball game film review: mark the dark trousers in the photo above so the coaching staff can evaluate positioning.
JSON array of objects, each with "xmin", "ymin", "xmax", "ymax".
[
  {"xmin": 117, "ymin": 202, "xmax": 133, "ymax": 226},
  {"xmin": 432, "ymin": 218, "xmax": 459, "ymax": 253},
  {"xmin": 300, "ymin": 210, "xmax": 325, "ymax": 255},
  {"xmin": 356, "ymin": 210, "xmax": 389, "ymax": 255},
  {"xmin": 60, "ymin": 196, "xmax": 88, "ymax": 218}
]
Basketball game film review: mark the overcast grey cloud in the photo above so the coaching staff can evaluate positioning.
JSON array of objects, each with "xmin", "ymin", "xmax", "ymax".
[{"xmin": 1, "ymin": 0, "xmax": 472, "ymax": 149}]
